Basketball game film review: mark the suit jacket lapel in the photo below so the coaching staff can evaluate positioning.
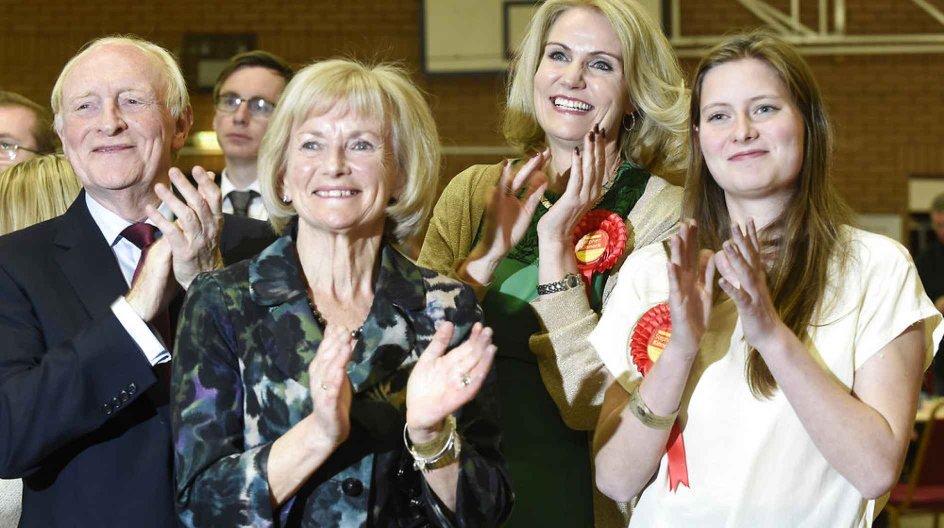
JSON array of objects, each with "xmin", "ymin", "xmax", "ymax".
[
  {"xmin": 53, "ymin": 193, "xmax": 129, "ymax": 319},
  {"xmin": 347, "ymin": 245, "xmax": 426, "ymax": 393},
  {"xmin": 250, "ymin": 235, "xmax": 322, "ymax": 385}
]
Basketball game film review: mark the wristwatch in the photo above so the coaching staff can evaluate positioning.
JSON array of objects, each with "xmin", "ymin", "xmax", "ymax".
[{"xmin": 536, "ymin": 273, "xmax": 582, "ymax": 296}]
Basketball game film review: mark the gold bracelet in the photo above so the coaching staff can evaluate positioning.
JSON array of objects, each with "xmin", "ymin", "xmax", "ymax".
[
  {"xmin": 406, "ymin": 415, "xmax": 456, "ymax": 458},
  {"xmin": 628, "ymin": 389, "xmax": 678, "ymax": 430},
  {"xmin": 404, "ymin": 416, "xmax": 461, "ymax": 472},
  {"xmin": 416, "ymin": 433, "xmax": 461, "ymax": 472}
]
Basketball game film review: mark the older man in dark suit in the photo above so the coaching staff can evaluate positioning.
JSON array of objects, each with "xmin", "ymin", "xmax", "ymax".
[{"xmin": 0, "ymin": 36, "xmax": 272, "ymax": 526}]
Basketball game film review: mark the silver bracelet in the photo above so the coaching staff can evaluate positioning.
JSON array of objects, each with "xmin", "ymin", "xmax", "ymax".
[{"xmin": 536, "ymin": 272, "xmax": 582, "ymax": 296}]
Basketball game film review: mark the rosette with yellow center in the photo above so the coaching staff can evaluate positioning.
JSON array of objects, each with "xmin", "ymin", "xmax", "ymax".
[
  {"xmin": 572, "ymin": 209, "xmax": 627, "ymax": 289},
  {"xmin": 629, "ymin": 302, "xmax": 690, "ymax": 492}
]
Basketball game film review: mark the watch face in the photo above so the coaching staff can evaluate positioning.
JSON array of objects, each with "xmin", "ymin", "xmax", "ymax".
[{"xmin": 565, "ymin": 274, "xmax": 582, "ymax": 288}]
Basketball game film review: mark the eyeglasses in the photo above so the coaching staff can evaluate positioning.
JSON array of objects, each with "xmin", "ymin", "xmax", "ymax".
[
  {"xmin": 0, "ymin": 142, "xmax": 39, "ymax": 161},
  {"xmin": 215, "ymin": 94, "xmax": 277, "ymax": 118}
]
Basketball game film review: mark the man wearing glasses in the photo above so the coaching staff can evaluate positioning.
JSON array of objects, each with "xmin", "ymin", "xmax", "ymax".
[
  {"xmin": 0, "ymin": 91, "xmax": 59, "ymax": 169},
  {"xmin": 212, "ymin": 51, "xmax": 293, "ymax": 220}
]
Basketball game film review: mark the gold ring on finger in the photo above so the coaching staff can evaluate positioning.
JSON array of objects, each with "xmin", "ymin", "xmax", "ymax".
[{"xmin": 460, "ymin": 373, "xmax": 473, "ymax": 388}]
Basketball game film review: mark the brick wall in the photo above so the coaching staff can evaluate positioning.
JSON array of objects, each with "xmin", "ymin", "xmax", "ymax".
[
  {"xmin": 1, "ymin": 0, "xmax": 941, "ymax": 217},
  {"xmin": 675, "ymin": 0, "xmax": 944, "ymax": 215}
]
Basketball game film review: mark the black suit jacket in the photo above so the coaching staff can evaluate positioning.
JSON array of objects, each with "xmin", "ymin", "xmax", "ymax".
[{"xmin": 0, "ymin": 192, "xmax": 273, "ymax": 527}]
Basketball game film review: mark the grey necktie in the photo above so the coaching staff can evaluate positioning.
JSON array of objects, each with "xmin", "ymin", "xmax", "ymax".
[{"xmin": 228, "ymin": 190, "xmax": 258, "ymax": 217}]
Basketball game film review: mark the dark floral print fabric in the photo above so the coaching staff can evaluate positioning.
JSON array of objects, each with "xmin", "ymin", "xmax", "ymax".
[{"xmin": 171, "ymin": 234, "xmax": 512, "ymax": 527}]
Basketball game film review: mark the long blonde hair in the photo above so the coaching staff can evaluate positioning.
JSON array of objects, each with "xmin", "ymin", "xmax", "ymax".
[
  {"xmin": 0, "ymin": 154, "xmax": 81, "ymax": 235},
  {"xmin": 685, "ymin": 32, "xmax": 854, "ymax": 399},
  {"xmin": 503, "ymin": 0, "xmax": 689, "ymax": 177}
]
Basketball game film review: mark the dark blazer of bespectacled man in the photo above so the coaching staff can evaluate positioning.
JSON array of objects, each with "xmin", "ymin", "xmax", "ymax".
[
  {"xmin": 210, "ymin": 50, "xmax": 293, "ymax": 221},
  {"xmin": 0, "ymin": 36, "xmax": 273, "ymax": 527}
]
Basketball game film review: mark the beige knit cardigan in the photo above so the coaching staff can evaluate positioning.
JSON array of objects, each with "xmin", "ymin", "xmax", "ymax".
[{"xmin": 418, "ymin": 161, "xmax": 683, "ymax": 527}]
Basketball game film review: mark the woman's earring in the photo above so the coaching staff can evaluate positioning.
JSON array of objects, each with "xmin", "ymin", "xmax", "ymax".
[
  {"xmin": 622, "ymin": 112, "xmax": 637, "ymax": 133},
  {"xmin": 281, "ymin": 194, "xmax": 291, "ymax": 204}
]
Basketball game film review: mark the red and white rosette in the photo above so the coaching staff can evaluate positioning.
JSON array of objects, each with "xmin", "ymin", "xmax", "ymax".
[
  {"xmin": 629, "ymin": 303, "xmax": 690, "ymax": 492},
  {"xmin": 572, "ymin": 209, "xmax": 627, "ymax": 289}
]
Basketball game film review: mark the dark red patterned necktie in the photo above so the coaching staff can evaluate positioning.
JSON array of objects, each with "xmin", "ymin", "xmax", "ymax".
[{"xmin": 119, "ymin": 222, "xmax": 174, "ymax": 352}]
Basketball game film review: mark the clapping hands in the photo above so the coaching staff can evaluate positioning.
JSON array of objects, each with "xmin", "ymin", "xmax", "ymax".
[
  {"xmin": 714, "ymin": 219, "xmax": 784, "ymax": 351},
  {"xmin": 474, "ymin": 150, "xmax": 550, "ymax": 263},
  {"xmin": 667, "ymin": 218, "xmax": 783, "ymax": 355},
  {"xmin": 666, "ymin": 221, "xmax": 716, "ymax": 355},
  {"xmin": 536, "ymin": 125, "xmax": 609, "ymax": 243},
  {"xmin": 405, "ymin": 322, "xmax": 496, "ymax": 443},
  {"xmin": 304, "ymin": 321, "xmax": 496, "ymax": 448},
  {"xmin": 147, "ymin": 166, "xmax": 224, "ymax": 290},
  {"xmin": 307, "ymin": 324, "xmax": 355, "ymax": 449}
]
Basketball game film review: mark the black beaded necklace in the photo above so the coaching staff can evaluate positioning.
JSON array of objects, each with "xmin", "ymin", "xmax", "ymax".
[{"xmin": 307, "ymin": 295, "xmax": 364, "ymax": 340}]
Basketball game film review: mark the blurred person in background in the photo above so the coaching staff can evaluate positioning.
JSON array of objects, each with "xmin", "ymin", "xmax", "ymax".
[
  {"xmin": 212, "ymin": 50, "xmax": 293, "ymax": 220},
  {"xmin": 0, "ymin": 154, "xmax": 80, "ymax": 234},
  {"xmin": 0, "ymin": 90, "xmax": 60, "ymax": 170},
  {"xmin": 916, "ymin": 192, "xmax": 944, "ymax": 394}
]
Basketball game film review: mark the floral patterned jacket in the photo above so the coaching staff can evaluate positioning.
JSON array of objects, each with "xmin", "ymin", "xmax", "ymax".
[{"xmin": 171, "ymin": 234, "xmax": 512, "ymax": 527}]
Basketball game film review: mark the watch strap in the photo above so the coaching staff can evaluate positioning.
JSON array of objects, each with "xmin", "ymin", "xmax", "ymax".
[{"xmin": 536, "ymin": 273, "xmax": 582, "ymax": 296}]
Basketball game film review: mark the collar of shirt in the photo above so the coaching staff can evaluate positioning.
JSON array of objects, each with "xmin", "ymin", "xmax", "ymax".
[
  {"xmin": 85, "ymin": 192, "xmax": 173, "ymax": 247},
  {"xmin": 220, "ymin": 169, "xmax": 262, "ymax": 197},
  {"xmin": 86, "ymin": 192, "xmax": 175, "ymax": 287}
]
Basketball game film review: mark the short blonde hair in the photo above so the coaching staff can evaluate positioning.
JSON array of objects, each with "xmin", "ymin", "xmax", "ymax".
[
  {"xmin": 504, "ymin": 0, "xmax": 689, "ymax": 177},
  {"xmin": 258, "ymin": 59, "xmax": 441, "ymax": 242},
  {"xmin": 0, "ymin": 154, "xmax": 81, "ymax": 235},
  {"xmin": 51, "ymin": 36, "xmax": 190, "ymax": 130}
]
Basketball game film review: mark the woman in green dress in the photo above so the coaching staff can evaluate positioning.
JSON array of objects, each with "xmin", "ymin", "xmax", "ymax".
[{"xmin": 418, "ymin": 1, "xmax": 688, "ymax": 526}]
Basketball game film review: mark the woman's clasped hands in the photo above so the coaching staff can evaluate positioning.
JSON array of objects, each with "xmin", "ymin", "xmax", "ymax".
[
  {"xmin": 667, "ymin": 218, "xmax": 786, "ymax": 356},
  {"xmin": 462, "ymin": 127, "xmax": 613, "ymax": 284},
  {"xmin": 306, "ymin": 322, "xmax": 497, "ymax": 447},
  {"xmin": 535, "ymin": 124, "xmax": 610, "ymax": 245},
  {"xmin": 714, "ymin": 219, "xmax": 787, "ymax": 351},
  {"xmin": 665, "ymin": 220, "xmax": 716, "ymax": 356},
  {"xmin": 406, "ymin": 322, "xmax": 496, "ymax": 444},
  {"xmin": 307, "ymin": 324, "xmax": 355, "ymax": 449}
]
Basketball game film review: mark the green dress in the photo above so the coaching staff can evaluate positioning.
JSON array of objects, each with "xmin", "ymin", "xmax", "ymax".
[{"xmin": 477, "ymin": 162, "xmax": 650, "ymax": 526}]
